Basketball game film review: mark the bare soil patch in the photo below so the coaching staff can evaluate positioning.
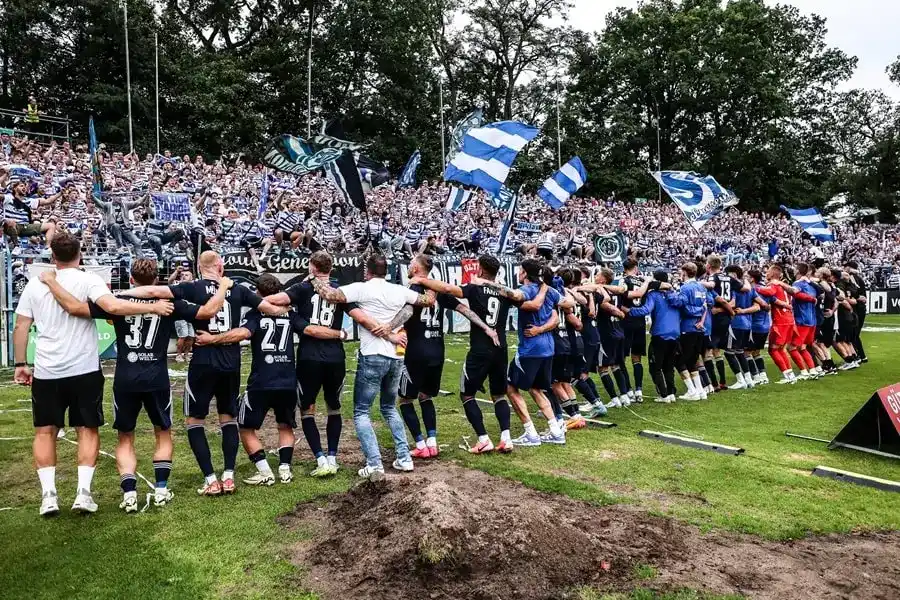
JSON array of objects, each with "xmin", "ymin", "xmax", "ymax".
[{"xmin": 278, "ymin": 461, "xmax": 900, "ymax": 599}]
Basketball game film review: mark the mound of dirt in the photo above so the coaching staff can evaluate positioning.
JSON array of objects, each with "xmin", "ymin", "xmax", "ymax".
[
  {"xmin": 282, "ymin": 462, "xmax": 900, "ymax": 600},
  {"xmin": 283, "ymin": 463, "xmax": 688, "ymax": 600}
]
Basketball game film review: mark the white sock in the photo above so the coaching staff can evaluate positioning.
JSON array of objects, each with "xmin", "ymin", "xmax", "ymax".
[
  {"xmin": 478, "ymin": 434, "xmax": 491, "ymax": 444},
  {"xmin": 500, "ymin": 430, "xmax": 511, "ymax": 443},
  {"xmin": 37, "ymin": 466, "xmax": 56, "ymax": 495},
  {"xmin": 736, "ymin": 373, "xmax": 745, "ymax": 385},
  {"xmin": 222, "ymin": 470, "xmax": 234, "ymax": 481},
  {"xmin": 415, "ymin": 439, "xmax": 427, "ymax": 450},
  {"xmin": 691, "ymin": 374, "xmax": 703, "ymax": 392},
  {"xmin": 548, "ymin": 419, "xmax": 563, "ymax": 437},
  {"xmin": 684, "ymin": 377, "xmax": 696, "ymax": 393},
  {"xmin": 77, "ymin": 465, "xmax": 95, "ymax": 493},
  {"xmin": 523, "ymin": 421, "xmax": 538, "ymax": 437},
  {"xmin": 256, "ymin": 459, "xmax": 273, "ymax": 475},
  {"xmin": 426, "ymin": 436, "xmax": 437, "ymax": 448},
  {"xmin": 205, "ymin": 474, "xmax": 218, "ymax": 486}
]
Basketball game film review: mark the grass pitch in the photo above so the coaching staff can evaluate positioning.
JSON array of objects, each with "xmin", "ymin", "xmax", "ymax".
[{"xmin": 1, "ymin": 318, "xmax": 898, "ymax": 599}]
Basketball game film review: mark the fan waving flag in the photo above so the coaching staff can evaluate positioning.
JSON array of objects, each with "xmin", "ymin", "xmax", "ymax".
[
  {"xmin": 444, "ymin": 121, "xmax": 539, "ymax": 196},
  {"xmin": 537, "ymin": 157, "xmax": 587, "ymax": 209},
  {"xmin": 399, "ymin": 150, "xmax": 421, "ymax": 188},
  {"xmin": 651, "ymin": 170, "xmax": 739, "ymax": 230},
  {"xmin": 780, "ymin": 206, "xmax": 835, "ymax": 242}
]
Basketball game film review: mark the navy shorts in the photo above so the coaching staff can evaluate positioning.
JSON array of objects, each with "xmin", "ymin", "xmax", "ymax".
[
  {"xmin": 113, "ymin": 388, "xmax": 172, "ymax": 432},
  {"xmin": 570, "ymin": 352, "xmax": 587, "ymax": 378},
  {"xmin": 749, "ymin": 330, "xmax": 769, "ymax": 351},
  {"xmin": 583, "ymin": 343, "xmax": 600, "ymax": 373},
  {"xmin": 297, "ymin": 360, "xmax": 345, "ymax": 411},
  {"xmin": 461, "ymin": 348, "xmax": 508, "ymax": 397},
  {"xmin": 816, "ymin": 319, "xmax": 835, "ymax": 347},
  {"xmin": 399, "ymin": 358, "xmax": 443, "ymax": 399},
  {"xmin": 507, "ymin": 356, "xmax": 552, "ymax": 391},
  {"xmin": 238, "ymin": 389, "xmax": 298, "ymax": 429},
  {"xmin": 184, "ymin": 365, "xmax": 240, "ymax": 419},
  {"xmin": 599, "ymin": 337, "xmax": 624, "ymax": 368},
  {"xmin": 623, "ymin": 322, "xmax": 647, "ymax": 356},
  {"xmin": 726, "ymin": 328, "xmax": 750, "ymax": 352},
  {"xmin": 552, "ymin": 353, "xmax": 573, "ymax": 382}
]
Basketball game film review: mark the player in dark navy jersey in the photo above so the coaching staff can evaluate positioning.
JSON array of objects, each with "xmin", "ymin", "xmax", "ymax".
[
  {"xmin": 410, "ymin": 255, "xmax": 510, "ymax": 454},
  {"xmin": 265, "ymin": 251, "xmax": 362, "ymax": 477},
  {"xmin": 620, "ymin": 259, "xmax": 647, "ymax": 401},
  {"xmin": 124, "ymin": 250, "xmax": 287, "ymax": 497},
  {"xmin": 400, "ymin": 254, "xmax": 498, "ymax": 457},
  {"xmin": 573, "ymin": 267, "xmax": 607, "ymax": 418},
  {"xmin": 703, "ymin": 255, "xmax": 746, "ymax": 390},
  {"xmin": 196, "ymin": 274, "xmax": 344, "ymax": 486},
  {"xmin": 549, "ymin": 268, "xmax": 588, "ymax": 430},
  {"xmin": 40, "ymin": 259, "xmax": 228, "ymax": 512},
  {"xmin": 579, "ymin": 269, "xmax": 629, "ymax": 408}
]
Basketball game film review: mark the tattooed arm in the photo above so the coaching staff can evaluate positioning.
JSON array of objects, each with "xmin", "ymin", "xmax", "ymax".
[
  {"xmin": 309, "ymin": 275, "xmax": 347, "ymax": 304},
  {"xmin": 469, "ymin": 276, "xmax": 526, "ymax": 302},
  {"xmin": 386, "ymin": 304, "xmax": 415, "ymax": 331},
  {"xmin": 454, "ymin": 304, "xmax": 501, "ymax": 346}
]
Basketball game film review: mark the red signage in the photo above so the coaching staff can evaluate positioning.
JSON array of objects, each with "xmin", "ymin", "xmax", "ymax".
[
  {"xmin": 877, "ymin": 383, "xmax": 900, "ymax": 435},
  {"xmin": 461, "ymin": 259, "xmax": 479, "ymax": 284}
]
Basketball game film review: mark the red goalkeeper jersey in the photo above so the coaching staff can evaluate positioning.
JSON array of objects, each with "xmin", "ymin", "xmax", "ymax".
[{"xmin": 755, "ymin": 284, "xmax": 795, "ymax": 327}]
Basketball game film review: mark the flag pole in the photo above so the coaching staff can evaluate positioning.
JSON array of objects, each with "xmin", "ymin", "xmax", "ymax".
[
  {"xmin": 124, "ymin": 0, "xmax": 134, "ymax": 154},
  {"xmin": 555, "ymin": 59, "xmax": 562, "ymax": 169},
  {"xmin": 307, "ymin": 2, "xmax": 314, "ymax": 138},
  {"xmin": 155, "ymin": 31, "xmax": 160, "ymax": 155},
  {"xmin": 439, "ymin": 75, "xmax": 446, "ymax": 167}
]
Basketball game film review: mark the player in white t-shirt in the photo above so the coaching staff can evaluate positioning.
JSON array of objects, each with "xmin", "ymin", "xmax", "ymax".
[{"xmin": 14, "ymin": 231, "xmax": 174, "ymax": 517}]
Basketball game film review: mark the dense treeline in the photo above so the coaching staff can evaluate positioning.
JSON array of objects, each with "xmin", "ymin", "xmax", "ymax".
[{"xmin": 1, "ymin": 0, "xmax": 898, "ymax": 215}]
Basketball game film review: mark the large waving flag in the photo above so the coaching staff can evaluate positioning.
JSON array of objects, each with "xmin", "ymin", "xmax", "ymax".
[
  {"xmin": 497, "ymin": 187, "xmax": 520, "ymax": 253},
  {"xmin": 780, "ymin": 206, "xmax": 835, "ymax": 242},
  {"xmin": 444, "ymin": 121, "xmax": 539, "ymax": 196},
  {"xmin": 445, "ymin": 186, "xmax": 472, "ymax": 212},
  {"xmin": 398, "ymin": 150, "xmax": 421, "ymax": 188},
  {"xmin": 446, "ymin": 108, "xmax": 484, "ymax": 166},
  {"xmin": 538, "ymin": 157, "xmax": 587, "ymax": 209},
  {"xmin": 651, "ymin": 171, "xmax": 738, "ymax": 230},
  {"xmin": 88, "ymin": 116, "xmax": 103, "ymax": 200}
]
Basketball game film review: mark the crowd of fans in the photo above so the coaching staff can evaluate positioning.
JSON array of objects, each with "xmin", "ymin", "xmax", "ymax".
[{"xmin": 2, "ymin": 132, "xmax": 899, "ymax": 287}]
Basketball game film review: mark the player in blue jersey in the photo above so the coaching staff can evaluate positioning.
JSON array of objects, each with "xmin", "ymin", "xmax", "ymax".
[
  {"xmin": 723, "ymin": 265, "xmax": 758, "ymax": 390},
  {"xmin": 196, "ymin": 274, "xmax": 345, "ymax": 486},
  {"xmin": 124, "ymin": 250, "xmax": 288, "ymax": 496},
  {"xmin": 40, "ymin": 258, "xmax": 230, "ymax": 511}
]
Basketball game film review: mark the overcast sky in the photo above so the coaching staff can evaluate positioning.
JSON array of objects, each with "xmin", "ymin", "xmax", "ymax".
[{"xmin": 570, "ymin": 0, "xmax": 900, "ymax": 98}]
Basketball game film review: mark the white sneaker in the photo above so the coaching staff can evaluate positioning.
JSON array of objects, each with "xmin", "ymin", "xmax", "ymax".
[
  {"xmin": 705, "ymin": 385, "xmax": 715, "ymax": 394},
  {"xmin": 119, "ymin": 491, "xmax": 139, "ymax": 513},
  {"xmin": 278, "ymin": 465, "xmax": 293, "ymax": 483},
  {"xmin": 796, "ymin": 372, "xmax": 811, "ymax": 381},
  {"xmin": 619, "ymin": 395, "xmax": 631, "ymax": 407},
  {"xmin": 154, "ymin": 488, "xmax": 174, "ymax": 506},
  {"xmin": 605, "ymin": 397, "xmax": 622, "ymax": 409},
  {"xmin": 634, "ymin": 389, "xmax": 644, "ymax": 403},
  {"xmin": 653, "ymin": 396, "xmax": 669, "ymax": 403},
  {"xmin": 358, "ymin": 465, "xmax": 385, "ymax": 481},
  {"xmin": 242, "ymin": 472, "xmax": 275, "ymax": 486},
  {"xmin": 728, "ymin": 381, "xmax": 747, "ymax": 390},
  {"xmin": 578, "ymin": 402, "xmax": 595, "ymax": 413},
  {"xmin": 39, "ymin": 491, "xmax": 59, "ymax": 517},
  {"xmin": 664, "ymin": 394, "xmax": 676, "ymax": 403},
  {"xmin": 678, "ymin": 392, "xmax": 701, "ymax": 402},
  {"xmin": 776, "ymin": 378, "xmax": 796, "ymax": 385},
  {"xmin": 71, "ymin": 489, "xmax": 98, "ymax": 514},
  {"xmin": 698, "ymin": 391, "xmax": 708, "ymax": 400},
  {"xmin": 626, "ymin": 390, "xmax": 635, "ymax": 400},
  {"xmin": 745, "ymin": 378, "xmax": 755, "ymax": 388},
  {"xmin": 392, "ymin": 458, "xmax": 414, "ymax": 472}
]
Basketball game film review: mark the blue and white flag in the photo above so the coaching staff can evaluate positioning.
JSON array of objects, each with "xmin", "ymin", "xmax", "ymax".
[
  {"xmin": 151, "ymin": 193, "xmax": 192, "ymax": 223},
  {"xmin": 257, "ymin": 169, "xmax": 270, "ymax": 219},
  {"xmin": 445, "ymin": 186, "xmax": 472, "ymax": 212},
  {"xmin": 489, "ymin": 185, "xmax": 515, "ymax": 210},
  {"xmin": 780, "ymin": 205, "xmax": 835, "ymax": 242},
  {"xmin": 398, "ymin": 150, "xmax": 421, "ymax": 188},
  {"xmin": 497, "ymin": 188, "xmax": 520, "ymax": 253},
  {"xmin": 651, "ymin": 170, "xmax": 739, "ymax": 230},
  {"xmin": 89, "ymin": 116, "xmax": 103, "ymax": 200},
  {"xmin": 6, "ymin": 164, "xmax": 40, "ymax": 180},
  {"xmin": 537, "ymin": 157, "xmax": 587, "ymax": 209},
  {"xmin": 444, "ymin": 121, "xmax": 539, "ymax": 196}
]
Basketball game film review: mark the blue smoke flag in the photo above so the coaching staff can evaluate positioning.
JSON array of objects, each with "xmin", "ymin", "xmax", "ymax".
[
  {"xmin": 537, "ymin": 157, "xmax": 587, "ymax": 210},
  {"xmin": 258, "ymin": 169, "xmax": 270, "ymax": 219},
  {"xmin": 445, "ymin": 186, "xmax": 472, "ymax": 212},
  {"xmin": 780, "ymin": 206, "xmax": 835, "ymax": 242},
  {"xmin": 497, "ymin": 187, "xmax": 520, "ymax": 253},
  {"xmin": 88, "ymin": 116, "xmax": 103, "ymax": 199},
  {"xmin": 651, "ymin": 171, "xmax": 738, "ymax": 230},
  {"xmin": 399, "ymin": 150, "xmax": 421, "ymax": 188},
  {"xmin": 444, "ymin": 121, "xmax": 539, "ymax": 196}
]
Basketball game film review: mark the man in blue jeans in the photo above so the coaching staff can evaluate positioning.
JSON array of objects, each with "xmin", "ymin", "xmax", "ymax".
[{"xmin": 309, "ymin": 254, "xmax": 434, "ymax": 480}]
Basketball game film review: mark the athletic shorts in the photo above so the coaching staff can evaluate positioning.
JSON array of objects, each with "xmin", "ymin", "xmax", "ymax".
[
  {"xmin": 112, "ymin": 388, "xmax": 172, "ymax": 432},
  {"xmin": 835, "ymin": 321, "xmax": 856, "ymax": 344},
  {"xmin": 623, "ymin": 322, "xmax": 647, "ymax": 357},
  {"xmin": 184, "ymin": 364, "xmax": 240, "ymax": 419},
  {"xmin": 599, "ymin": 336, "xmax": 624, "ymax": 368},
  {"xmin": 569, "ymin": 352, "xmax": 587, "ymax": 378},
  {"xmin": 749, "ymin": 330, "xmax": 769, "ymax": 351},
  {"xmin": 238, "ymin": 389, "xmax": 298, "ymax": 429},
  {"xmin": 710, "ymin": 318, "xmax": 731, "ymax": 350},
  {"xmin": 582, "ymin": 343, "xmax": 600, "ymax": 373},
  {"xmin": 816, "ymin": 318, "xmax": 835, "ymax": 347},
  {"xmin": 726, "ymin": 328, "xmax": 749, "ymax": 352},
  {"xmin": 768, "ymin": 324, "xmax": 795, "ymax": 347},
  {"xmin": 678, "ymin": 332, "xmax": 704, "ymax": 371},
  {"xmin": 700, "ymin": 333, "xmax": 713, "ymax": 354},
  {"xmin": 32, "ymin": 370, "xmax": 105, "ymax": 429},
  {"xmin": 461, "ymin": 348, "xmax": 508, "ymax": 397},
  {"xmin": 507, "ymin": 355, "xmax": 552, "ymax": 391},
  {"xmin": 15, "ymin": 222, "xmax": 44, "ymax": 237},
  {"xmin": 297, "ymin": 360, "xmax": 345, "ymax": 411},
  {"xmin": 399, "ymin": 358, "xmax": 443, "ymax": 399},
  {"xmin": 174, "ymin": 320, "xmax": 195, "ymax": 339},
  {"xmin": 552, "ymin": 353, "xmax": 573, "ymax": 382},
  {"xmin": 793, "ymin": 325, "xmax": 816, "ymax": 347}
]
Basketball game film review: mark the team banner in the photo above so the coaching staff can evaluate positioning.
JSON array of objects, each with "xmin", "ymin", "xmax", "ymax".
[
  {"xmin": 515, "ymin": 221, "xmax": 542, "ymax": 233},
  {"xmin": 651, "ymin": 170, "xmax": 739, "ymax": 230},
  {"xmin": 222, "ymin": 251, "xmax": 364, "ymax": 288},
  {"xmin": 263, "ymin": 134, "xmax": 342, "ymax": 176},
  {"xmin": 151, "ymin": 193, "xmax": 192, "ymax": 223},
  {"xmin": 593, "ymin": 232, "xmax": 628, "ymax": 266}
]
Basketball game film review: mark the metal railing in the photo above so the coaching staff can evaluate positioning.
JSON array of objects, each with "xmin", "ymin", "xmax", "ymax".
[{"xmin": 0, "ymin": 108, "xmax": 71, "ymax": 143}]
